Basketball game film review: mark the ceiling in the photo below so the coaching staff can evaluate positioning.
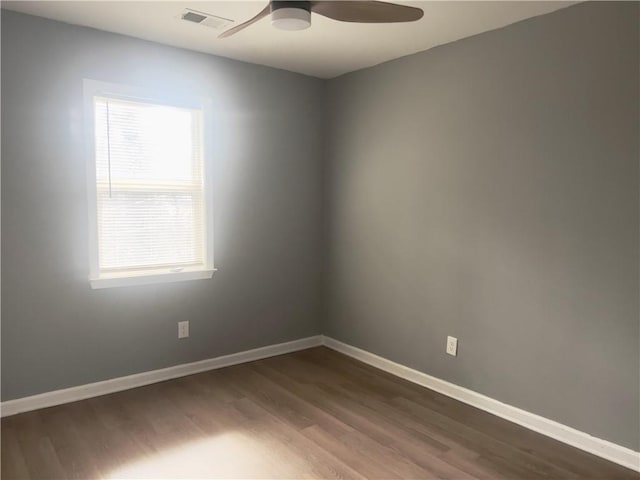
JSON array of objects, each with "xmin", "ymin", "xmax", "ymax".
[{"xmin": 2, "ymin": 1, "xmax": 575, "ymax": 78}]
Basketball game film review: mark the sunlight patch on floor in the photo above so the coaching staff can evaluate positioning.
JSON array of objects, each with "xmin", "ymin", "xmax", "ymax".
[{"xmin": 106, "ymin": 432, "xmax": 283, "ymax": 479}]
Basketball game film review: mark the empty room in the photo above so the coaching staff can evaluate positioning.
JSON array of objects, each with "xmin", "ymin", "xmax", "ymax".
[{"xmin": 1, "ymin": 1, "xmax": 638, "ymax": 478}]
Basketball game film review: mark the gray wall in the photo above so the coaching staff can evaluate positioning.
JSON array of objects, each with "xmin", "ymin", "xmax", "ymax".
[
  {"xmin": 325, "ymin": 1, "xmax": 639, "ymax": 450},
  {"xmin": 1, "ymin": 10, "xmax": 325, "ymax": 400}
]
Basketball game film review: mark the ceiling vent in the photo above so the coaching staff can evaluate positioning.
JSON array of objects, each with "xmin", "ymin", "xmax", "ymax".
[{"xmin": 179, "ymin": 9, "xmax": 233, "ymax": 30}]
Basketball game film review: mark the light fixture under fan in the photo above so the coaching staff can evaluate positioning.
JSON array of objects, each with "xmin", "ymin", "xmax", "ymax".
[{"xmin": 219, "ymin": 1, "xmax": 424, "ymax": 38}]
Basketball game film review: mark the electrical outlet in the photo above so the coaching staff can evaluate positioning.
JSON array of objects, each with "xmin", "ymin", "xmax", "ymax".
[
  {"xmin": 178, "ymin": 321, "xmax": 189, "ymax": 339},
  {"xmin": 446, "ymin": 336, "xmax": 458, "ymax": 356}
]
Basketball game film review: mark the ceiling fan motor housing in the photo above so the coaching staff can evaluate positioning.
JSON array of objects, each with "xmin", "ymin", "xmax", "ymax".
[
  {"xmin": 271, "ymin": 1, "xmax": 311, "ymax": 30},
  {"xmin": 218, "ymin": 0, "xmax": 424, "ymax": 38}
]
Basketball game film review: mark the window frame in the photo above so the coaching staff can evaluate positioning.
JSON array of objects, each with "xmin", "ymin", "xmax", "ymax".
[{"xmin": 83, "ymin": 79, "xmax": 215, "ymax": 289}]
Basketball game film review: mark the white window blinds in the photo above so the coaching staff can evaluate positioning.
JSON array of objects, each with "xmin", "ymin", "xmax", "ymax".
[{"xmin": 91, "ymin": 96, "xmax": 209, "ymax": 282}]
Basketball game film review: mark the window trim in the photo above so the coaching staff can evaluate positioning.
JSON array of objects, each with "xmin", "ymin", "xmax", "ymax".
[{"xmin": 83, "ymin": 79, "xmax": 216, "ymax": 289}]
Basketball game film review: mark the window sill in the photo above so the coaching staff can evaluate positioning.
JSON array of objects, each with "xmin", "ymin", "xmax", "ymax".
[{"xmin": 90, "ymin": 268, "xmax": 216, "ymax": 289}]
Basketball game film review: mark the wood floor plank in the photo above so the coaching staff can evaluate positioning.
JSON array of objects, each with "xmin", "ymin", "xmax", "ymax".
[
  {"xmin": 250, "ymin": 360, "xmax": 477, "ymax": 479},
  {"xmin": 296, "ymin": 347, "xmax": 629, "ymax": 479},
  {"xmin": 1, "ymin": 424, "xmax": 32, "ymax": 480},
  {"xmin": 219, "ymin": 363, "xmax": 356, "ymax": 438},
  {"xmin": 65, "ymin": 399, "xmax": 150, "ymax": 478},
  {"xmin": 300, "ymin": 424, "xmax": 401, "ymax": 479},
  {"xmin": 4, "ymin": 412, "xmax": 67, "ymax": 480},
  {"xmin": 1, "ymin": 347, "xmax": 637, "ymax": 480},
  {"xmin": 231, "ymin": 396, "xmax": 366, "ymax": 479}
]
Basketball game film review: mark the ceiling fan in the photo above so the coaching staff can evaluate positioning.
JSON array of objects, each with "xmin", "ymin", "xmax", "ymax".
[{"xmin": 219, "ymin": 1, "xmax": 424, "ymax": 38}]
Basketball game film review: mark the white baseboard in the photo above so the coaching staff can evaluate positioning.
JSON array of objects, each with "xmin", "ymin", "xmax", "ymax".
[
  {"xmin": 2, "ymin": 333, "xmax": 637, "ymax": 472},
  {"xmin": 0, "ymin": 335, "xmax": 322, "ymax": 418},
  {"xmin": 322, "ymin": 336, "xmax": 640, "ymax": 473}
]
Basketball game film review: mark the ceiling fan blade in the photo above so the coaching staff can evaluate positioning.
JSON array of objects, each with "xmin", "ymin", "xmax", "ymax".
[
  {"xmin": 310, "ymin": 1, "xmax": 423, "ymax": 23},
  {"xmin": 218, "ymin": 4, "xmax": 271, "ymax": 38}
]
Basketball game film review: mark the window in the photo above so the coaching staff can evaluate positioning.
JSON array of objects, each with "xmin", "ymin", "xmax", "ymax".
[{"xmin": 84, "ymin": 81, "xmax": 214, "ymax": 289}]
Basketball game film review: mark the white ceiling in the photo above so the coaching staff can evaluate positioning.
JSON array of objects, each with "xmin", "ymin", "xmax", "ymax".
[{"xmin": 2, "ymin": 1, "xmax": 575, "ymax": 78}]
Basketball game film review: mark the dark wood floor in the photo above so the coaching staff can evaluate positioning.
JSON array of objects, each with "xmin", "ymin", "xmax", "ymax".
[{"xmin": 2, "ymin": 347, "xmax": 638, "ymax": 479}]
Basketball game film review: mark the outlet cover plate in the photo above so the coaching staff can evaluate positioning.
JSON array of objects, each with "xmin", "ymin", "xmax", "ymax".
[
  {"xmin": 178, "ymin": 321, "xmax": 189, "ymax": 339},
  {"xmin": 446, "ymin": 336, "xmax": 458, "ymax": 356}
]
